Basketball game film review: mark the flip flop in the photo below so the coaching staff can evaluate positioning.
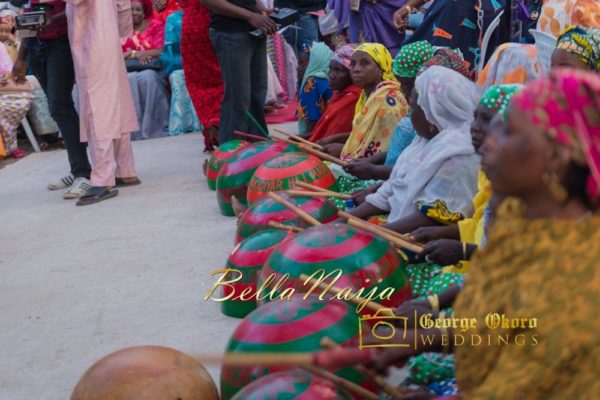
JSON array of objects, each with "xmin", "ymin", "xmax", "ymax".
[
  {"xmin": 114, "ymin": 177, "xmax": 142, "ymax": 187},
  {"xmin": 76, "ymin": 186, "xmax": 118, "ymax": 206}
]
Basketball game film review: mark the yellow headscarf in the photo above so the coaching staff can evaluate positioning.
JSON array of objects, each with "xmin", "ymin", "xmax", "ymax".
[{"xmin": 352, "ymin": 43, "xmax": 397, "ymax": 115}]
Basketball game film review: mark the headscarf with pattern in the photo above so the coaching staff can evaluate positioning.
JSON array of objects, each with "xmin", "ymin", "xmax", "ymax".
[
  {"xmin": 300, "ymin": 41, "xmax": 334, "ymax": 91},
  {"xmin": 420, "ymin": 48, "xmax": 473, "ymax": 80},
  {"xmin": 352, "ymin": 43, "xmax": 396, "ymax": 117},
  {"xmin": 331, "ymin": 44, "xmax": 356, "ymax": 70},
  {"xmin": 479, "ymin": 84, "xmax": 523, "ymax": 120},
  {"xmin": 512, "ymin": 69, "xmax": 600, "ymax": 201},
  {"xmin": 556, "ymin": 26, "xmax": 600, "ymax": 71},
  {"xmin": 392, "ymin": 40, "xmax": 435, "ymax": 78}
]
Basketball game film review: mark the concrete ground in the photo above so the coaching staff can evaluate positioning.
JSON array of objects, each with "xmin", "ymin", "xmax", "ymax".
[{"xmin": 0, "ymin": 133, "xmax": 247, "ymax": 399}]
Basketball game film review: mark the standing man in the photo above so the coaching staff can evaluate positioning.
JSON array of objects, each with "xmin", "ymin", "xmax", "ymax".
[
  {"xmin": 274, "ymin": 0, "xmax": 325, "ymax": 54},
  {"xmin": 11, "ymin": 0, "xmax": 92, "ymax": 199},
  {"xmin": 64, "ymin": 0, "xmax": 140, "ymax": 206},
  {"xmin": 201, "ymin": 0, "xmax": 277, "ymax": 144}
]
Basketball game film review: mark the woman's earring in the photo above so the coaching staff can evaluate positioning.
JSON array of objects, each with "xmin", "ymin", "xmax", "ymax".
[
  {"xmin": 428, "ymin": 123, "xmax": 436, "ymax": 134},
  {"xmin": 542, "ymin": 172, "xmax": 568, "ymax": 203}
]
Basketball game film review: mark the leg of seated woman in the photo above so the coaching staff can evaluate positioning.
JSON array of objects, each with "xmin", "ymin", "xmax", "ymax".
[
  {"xmin": 168, "ymin": 69, "xmax": 202, "ymax": 135},
  {"xmin": 130, "ymin": 69, "xmax": 170, "ymax": 140}
]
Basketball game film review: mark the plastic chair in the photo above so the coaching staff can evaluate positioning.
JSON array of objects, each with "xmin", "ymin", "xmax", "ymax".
[
  {"xmin": 20, "ymin": 117, "xmax": 41, "ymax": 153},
  {"xmin": 529, "ymin": 29, "xmax": 557, "ymax": 75},
  {"xmin": 477, "ymin": 9, "xmax": 505, "ymax": 77}
]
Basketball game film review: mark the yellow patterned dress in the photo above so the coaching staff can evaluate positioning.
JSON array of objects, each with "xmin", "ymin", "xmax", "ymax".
[{"xmin": 454, "ymin": 200, "xmax": 600, "ymax": 398}]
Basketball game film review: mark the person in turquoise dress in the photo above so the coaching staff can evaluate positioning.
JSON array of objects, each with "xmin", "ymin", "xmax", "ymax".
[{"xmin": 161, "ymin": 9, "xmax": 202, "ymax": 136}]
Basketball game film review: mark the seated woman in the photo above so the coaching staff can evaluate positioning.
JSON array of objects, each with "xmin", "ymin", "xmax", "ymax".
[
  {"xmin": 343, "ymin": 46, "xmax": 474, "ymax": 205},
  {"xmin": 122, "ymin": 0, "xmax": 169, "ymax": 140},
  {"xmin": 373, "ymin": 69, "xmax": 600, "ymax": 400},
  {"xmin": 161, "ymin": 8, "xmax": 202, "ymax": 136},
  {"xmin": 476, "ymin": 42, "xmax": 542, "ymax": 89},
  {"xmin": 551, "ymin": 25, "xmax": 600, "ymax": 71},
  {"xmin": 411, "ymin": 84, "xmax": 522, "ymax": 269},
  {"xmin": 308, "ymin": 45, "xmax": 361, "ymax": 143},
  {"xmin": 296, "ymin": 42, "xmax": 333, "ymax": 137},
  {"xmin": 344, "ymin": 66, "xmax": 480, "ymax": 235},
  {"xmin": 152, "ymin": 0, "xmax": 181, "ymax": 22},
  {"xmin": 320, "ymin": 43, "xmax": 408, "ymax": 160},
  {"xmin": 0, "ymin": 42, "xmax": 33, "ymax": 158}
]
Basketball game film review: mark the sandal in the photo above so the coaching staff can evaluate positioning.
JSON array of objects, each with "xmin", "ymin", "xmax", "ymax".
[
  {"xmin": 114, "ymin": 177, "xmax": 141, "ymax": 187},
  {"xmin": 76, "ymin": 186, "xmax": 118, "ymax": 206}
]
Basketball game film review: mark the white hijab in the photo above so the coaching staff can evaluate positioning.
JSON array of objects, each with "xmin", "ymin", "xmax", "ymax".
[{"xmin": 366, "ymin": 66, "xmax": 480, "ymax": 223}]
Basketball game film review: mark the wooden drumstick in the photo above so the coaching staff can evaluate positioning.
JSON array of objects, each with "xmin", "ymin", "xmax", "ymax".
[
  {"xmin": 337, "ymin": 211, "xmax": 424, "ymax": 253},
  {"xmin": 267, "ymin": 221, "xmax": 304, "ymax": 233},
  {"xmin": 299, "ymin": 273, "xmax": 385, "ymax": 313},
  {"xmin": 267, "ymin": 192, "xmax": 321, "ymax": 226},
  {"xmin": 299, "ymin": 144, "xmax": 348, "ymax": 167},
  {"xmin": 320, "ymin": 337, "xmax": 407, "ymax": 398},
  {"xmin": 273, "ymin": 128, "xmax": 324, "ymax": 150},
  {"xmin": 286, "ymin": 190, "xmax": 352, "ymax": 200},
  {"xmin": 233, "ymin": 130, "xmax": 269, "ymax": 141},
  {"xmin": 294, "ymin": 181, "xmax": 336, "ymax": 194},
  {"xmin": 301, "ymin": 365, "xmax": 379, "ymax": 400}
]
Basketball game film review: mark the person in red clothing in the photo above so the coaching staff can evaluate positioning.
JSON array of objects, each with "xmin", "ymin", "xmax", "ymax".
[
  {"xmin": 153, "ymin": 0, "xmax": 180, "ymax": 23},
  {"xmin": 180, "ymin": 0, "xmax": 224, "ymax": 151},
  {"xmin": 309, "ymin": 45, "xmax": 361, "ymax": 143}
]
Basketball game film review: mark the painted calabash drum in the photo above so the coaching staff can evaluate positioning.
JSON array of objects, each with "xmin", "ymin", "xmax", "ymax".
[
  {"xmin": 216, "ymin": 141, "xmax": 300, "ymax": 216},
  {"xmin": 206, "ymin": 139, "xmax": 249, "ymax": 190},
  {"xmin": 71, "ymin": 346, "xmax": 218, "ymax": 400},
  {"xmin": 220, "ymin": 295, "xmax": 366, "ymax": 400},
  {"xmin": 222, "ymin": 229, "xmax": 294, "ymax": 319},
  {"xmin": 230, "ymin": 370, "xmax": 353, "ymax": 400},
  {"xmin": 260, "ymin": 223, "xmax": 412, "ymax": 311},
  {"xmin": 235, "ymin": 193, "xmax": 338, "ymax": 244},
  {"xmin": 246, "ymin": 152, "xmax": 337, "ymax": 205}
]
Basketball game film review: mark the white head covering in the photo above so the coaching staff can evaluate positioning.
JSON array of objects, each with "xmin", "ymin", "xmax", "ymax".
[{"xmin": 414, "ymin": 65, "xmax": 479, "ymax": 131}]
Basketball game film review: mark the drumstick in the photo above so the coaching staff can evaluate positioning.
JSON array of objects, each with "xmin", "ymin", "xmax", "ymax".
[
  {"xmin": 300, "ymin": 273, "xmax": 385, "ymax": 313},
  {"xmin": 301, "ymin": 365, "xmax": 379, "ymax": 400},
  {"xmin": 286, "ymin": 190, "xmax": 352, "ymax": 200},
  {"xmin": 338, "ymin": 211, "xmax": 424, "ymax": 253},
  {"xmin": 233, "ymin": 130, "xmax": 269, "ymax": 141},
  {"xmin": 338, "ymin": 210, "xmax": 422, "ymax": 245},
  {"xmin": 320, "ymin": 337, "xmax": 407, "ymax": 398},
  {"xmin": 267, "ymin": 192, "xmax": 321, "ymax": 226},
  {"xmin": 299, "ymin": 144, "xmax": 348, "ymax": 167},
  {"xmin": 267, "ymin": 221, "xmax": 304, "ymax": 233},
  {"xmin": 294, "ymin": 181, "xmax": 336, "ymax": 193},
  {"xmin": 273, "ymin": 128, "xmax": 324, "ymax": 150}
]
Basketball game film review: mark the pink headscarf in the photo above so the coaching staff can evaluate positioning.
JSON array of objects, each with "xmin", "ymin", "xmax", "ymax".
[
  {"xmin": 512, "ymin": 69, "xmax": 600, "ymax": 201},
  {"xmin": 331, "ymin": 44, "xmax": 355, "ymax": 70}
]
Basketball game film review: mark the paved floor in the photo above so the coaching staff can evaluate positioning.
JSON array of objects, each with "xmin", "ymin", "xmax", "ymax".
[{"xmin": 0, "ymin": 133, "xmax": 244, "ymax": 399}]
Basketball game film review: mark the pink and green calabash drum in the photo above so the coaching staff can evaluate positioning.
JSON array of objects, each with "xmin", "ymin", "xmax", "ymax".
[
  {"xmin": 220, "ymin": 296, "xmax": 365, "ymax": 400},
  {"xmin": 216, "ymin": 141, "xmax": 299, "ymax": 216},
  {"xmin": 222, "ymin": 230, "xmax": 293, "ymax": 319},
  {"xmin": 230, "ymin": 370, "xmax": 353, "ymax": 400},
  {"xmin": 235, "ymin": 193, "xmax": 338, "ymax": 244},
  {"xmin": 206, "ymin": 140, "xmax": 249, "ymax": 190},
  {"xmin": 260, "ymin": 223, "xmax": 412, "ymax": 312},
  {"xmin": 247, "ymin": 152, "xmax": 337, "ymax": 205}
]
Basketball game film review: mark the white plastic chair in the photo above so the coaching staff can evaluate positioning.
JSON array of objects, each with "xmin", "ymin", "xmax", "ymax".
[
  {"xmin": 20, "ymin": 117, "xmax": 41, "ymax": 153},
  {"xmin": 529, "ymin": 29, "xmax": 557, "ymax": 75},
  {"xmin": 477, "ymin": 9, "xmax": 505, "ymax": 77}
]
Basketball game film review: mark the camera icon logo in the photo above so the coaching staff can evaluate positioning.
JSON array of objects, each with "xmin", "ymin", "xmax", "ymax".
[{"xmin": 358, "ymin": 308, "xmax": 410, "ymax": 349}]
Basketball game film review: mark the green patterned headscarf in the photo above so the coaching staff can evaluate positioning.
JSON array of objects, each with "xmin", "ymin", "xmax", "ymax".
[
  {"xmin": 556, "ymin": 25, "xmax": 600, "ymax": 71},
  {"xmin": 479, "ymin": 84, "xmax": 522, "ymax": 120},
  {"xmin": 392, "ymin": 40, "xmax": 435, "ymax": 78}
]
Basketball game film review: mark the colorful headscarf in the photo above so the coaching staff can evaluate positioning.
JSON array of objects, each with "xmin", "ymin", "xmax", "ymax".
[
  {"xmin": 353, "ymin": 43, "xmax": 396, "ymax": 82},
  {"xmin": 331, "ymin": 44, "xmax": 355, "ymax": 70},
  {"xmin": 476, "ymin": 43, "xmax": 541, "ymax": 89},
  {"xmin": 419, "ymin": 48, "xmax": 473, "ymax": 80},
  {"xmin": 479, "ymin": 84, "xmax": 523, "ymax": 120},
  {"xmin": 352, "ymin": 43, "xmax": 397, "ymax": 117},
  {"xmin": 556, "ymin": 26, "xmax": 600, "ymax": 71},
  {"xmin": 392, "ymin": 41, "xmax": 435, "ymax": 78},
  {"xmin": 301, "ymin": 42, "xmax": 334, "ymax": 90},
  {"xmin": 512, "ymin": 69, "xmax": 600, "ymax": 201}
]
